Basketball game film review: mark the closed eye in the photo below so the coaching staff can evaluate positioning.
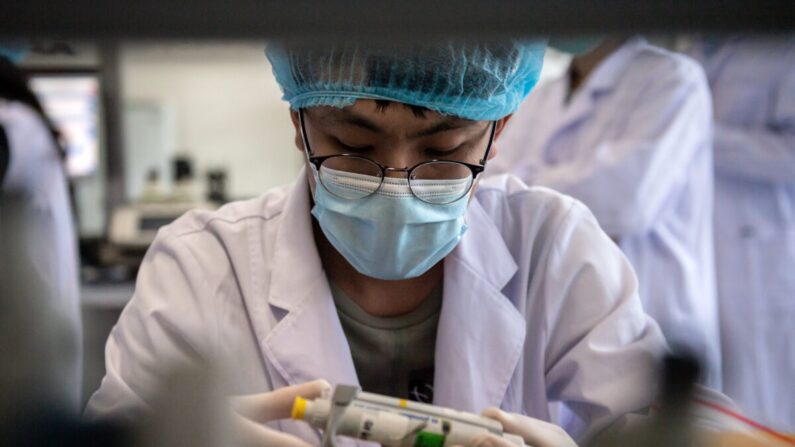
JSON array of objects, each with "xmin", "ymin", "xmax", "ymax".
[
  {"xmin": 425, "ymin": 145, "xmax": 463, "ymax": 158},
  {"xmin": 334, "ymin": 138, "xmax": 374, "ymax": 153}
]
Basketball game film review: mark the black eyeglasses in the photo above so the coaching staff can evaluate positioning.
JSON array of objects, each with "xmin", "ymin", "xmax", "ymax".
[{"xmin": 298, "ymin": 108, "xmax": 496, "ymax": 205}]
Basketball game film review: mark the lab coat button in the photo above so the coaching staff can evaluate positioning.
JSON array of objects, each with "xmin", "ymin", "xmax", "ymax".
[{"xmin": 739, "ymin": 225, "xmax": 755, "ymax": 239}]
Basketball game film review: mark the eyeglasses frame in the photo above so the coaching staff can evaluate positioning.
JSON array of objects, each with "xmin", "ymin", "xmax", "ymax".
[{"xmin": 297, "ymin": 108, "xmax": 497, "ymax": 202}]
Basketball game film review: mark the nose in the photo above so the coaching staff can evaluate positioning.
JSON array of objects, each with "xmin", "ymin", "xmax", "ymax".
[
  {"xmin": 378, "ymin": 145, "xmax": 414, "ymax": 178},
  {"xmin": 383, "ymin": 166, "xmax": 411, "ymax": 179}
]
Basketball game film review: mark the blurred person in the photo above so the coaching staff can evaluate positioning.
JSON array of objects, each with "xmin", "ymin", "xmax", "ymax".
[
  {"xmin": 0, "ymin": 44, "xmax": 83, "ymax": 411},
  {"xmin": 85, "ymin": 40, "xmax": 668, "ymax": 446},
  {"xmin": 688, "ymin": 35, "xmax": 795, "ymax": 432},
  {"xmin": 486, "ymin": 36, "xmax": 722, "ymax": 390}
]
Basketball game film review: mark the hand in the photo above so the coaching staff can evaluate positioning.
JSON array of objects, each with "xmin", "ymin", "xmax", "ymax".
[
  {"xmin": 466, "ymin": 408, "xmax": 578, "ymax": 447},
  {"xmin": 228, "ymin": 379, "xmax": 331, "ymax": 447}
]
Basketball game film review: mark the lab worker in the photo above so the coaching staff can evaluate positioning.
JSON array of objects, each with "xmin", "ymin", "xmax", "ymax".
[
  {"xmin": 86, "ymin": 41, "xmax": 667, "ymax": 446},
  {"xmin": 486, "ymin": 36, "xmax": 721, "ymax": 389},
  {"xmin": 0, "ymin": 50, "xmax": 82, "ymax": 410},
  {"xmin": 688, "ymin": 35, "xmax": 795, "ymax": 432}
]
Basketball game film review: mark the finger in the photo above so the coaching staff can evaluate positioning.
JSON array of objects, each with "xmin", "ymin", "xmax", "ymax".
[
  {"xmin": 463, "ymin": 433, "xmax": 516, "ymax": 447},
  {"xmin": 482, "ymin": 407, "xmax": 576, "ymax": 447},
  {"xmin": 231, "ymin": 411, "xmax": 313, "ymax": 447},
  {"xmin": 231, "ymin": 379, "xmax": 332, "ymax": 423}
]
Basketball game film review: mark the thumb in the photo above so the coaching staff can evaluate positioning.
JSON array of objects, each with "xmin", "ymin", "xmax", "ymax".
[
  {"xmin": 457, "ymin": 432, "xmax": 521, "ymax": 447},
  {"xmin": 231, "ymin": 379, "xmax": 332, "ymax": 423}
]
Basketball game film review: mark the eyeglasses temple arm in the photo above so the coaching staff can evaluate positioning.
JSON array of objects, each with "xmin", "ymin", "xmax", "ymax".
[
  {"xmin": 479, "ymin": 121, "xmax": 498, "ymax": 166},
  {"xmin": 298, "ymin": 108, "xmax": 314, "ymax": 160}
]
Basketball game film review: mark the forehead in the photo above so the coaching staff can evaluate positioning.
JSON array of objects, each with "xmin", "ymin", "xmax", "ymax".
[{"xmin": 306, "ymin": 100, "xmax": 480, "ymax": 138}]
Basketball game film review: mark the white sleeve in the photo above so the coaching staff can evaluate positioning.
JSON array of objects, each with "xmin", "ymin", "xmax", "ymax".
[
  {"xmin": 541, "ymin": 201, "xmax": 668, "ymax": 441},
  {"xmin": 533, "ymin": 60, "xmax": 712, "ymax": 236},
  {"xmin": 84, "ymin": 229, "xmax": 219, "ymax": 422}
]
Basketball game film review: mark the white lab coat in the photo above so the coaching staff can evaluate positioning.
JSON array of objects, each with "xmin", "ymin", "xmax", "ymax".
[
  {"xmin": 689, "ymin": 36, "xmax": 795, "ymax": 431},
  {"xmin": 486, "ymin": 37, "xmax": 722, "ymax": 389},
  {"xmin": 85, "ymin": 169, "xmax": 666, "ymax": 443},
  {"xmin": 0, "ymin": 99, "xmax": 82, "ymax": 410}
]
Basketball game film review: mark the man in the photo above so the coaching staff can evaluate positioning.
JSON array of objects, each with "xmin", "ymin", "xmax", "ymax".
[
  {"xmin": 689, "ymin": 35, "xmax": 795, "ymax": 432},
  {"xmin": 486, "ymin": 36, "xmax": 721, "ymax": 389},
  {"xmin": 86, "ymin": 41, "xmax": 666, "ymax": 446}
]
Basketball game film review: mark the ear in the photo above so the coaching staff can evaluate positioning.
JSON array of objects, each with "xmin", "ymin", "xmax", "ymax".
[
  {"xmin": 289, "ymin": 109, "xmax": 305, "ymax": 153},
  {"xmin": 494, "ymin": 113, "xmax": 513, "ymax": 139},
  {"xmin": 291, "ymin": 109, "xmax": 318, "ymax": 194},
  {"xmin": 487, "ymin": 114, "xmax": 513, "ymax": 161}
]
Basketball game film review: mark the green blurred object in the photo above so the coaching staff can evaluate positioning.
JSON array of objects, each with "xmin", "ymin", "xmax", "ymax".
[
  {"xmin": 414, "ymin": 431, "xmax": 446, "ymax": 447},
  {"xmin": 549, "ymin": 36, "xmax": 603, "ymax": 55},
  {"xmin": 0, "ymin": 40, "xmax": 31, "ymax": 63}
]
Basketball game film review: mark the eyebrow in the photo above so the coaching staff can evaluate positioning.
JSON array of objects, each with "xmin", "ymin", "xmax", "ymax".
[
  {"xmin": 325, "ymin": 110, "xmax": 477, "ymax": 138},
  {"xmin": 330, "ymin": 113, "xmax": 383, "ymax": 134},
  {"xmin": 410, "ymin": 119, "xmax": 477, "ymax": 137}
]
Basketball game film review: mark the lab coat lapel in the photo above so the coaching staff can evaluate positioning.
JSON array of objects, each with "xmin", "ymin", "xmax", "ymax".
[
  {"xmin": 543, "ymin": 39, "xmax": 643, "ymax": 163},
  {"xmin": 433, "ymin": 198, "xmax": 526, "ymax": 413},
  {"xmin": 254, "ymin": 170, "xmax": 359, "ymax": 388},
  {"xmin": 541, "ymin": 77, "xmax": 595, "ymax": 164},
  {"xmin": 249, "ymin": 170, "xmax": 525, "ymax": 410}
]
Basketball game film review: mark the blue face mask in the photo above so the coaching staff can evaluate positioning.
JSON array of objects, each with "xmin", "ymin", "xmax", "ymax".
[{"xmin": 310, "ymin": 167, "xmax": 470, "ymax": 280}]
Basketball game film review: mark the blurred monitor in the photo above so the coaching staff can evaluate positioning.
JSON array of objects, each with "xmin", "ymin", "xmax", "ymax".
[{"xmin": 28, "ymin": 71, "xmax": 100, "ymax": 177}]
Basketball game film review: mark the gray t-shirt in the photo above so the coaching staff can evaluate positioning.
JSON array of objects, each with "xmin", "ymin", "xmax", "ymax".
[{"xmin": 331, "ymin": 282, "xmax": 442, "ymax": 403}]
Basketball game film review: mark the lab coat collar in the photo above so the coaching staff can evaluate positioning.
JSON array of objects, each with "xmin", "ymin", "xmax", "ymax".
[
  {"xmin": 546, "ymin": 36, "xmax": 647, "ymax": 149},
  {"xmin": 261, "ymin": 169, "xmax": 359, "ymax": 387},
  {"xmin": 432, "ymin": 196, "xmax": 526, "ymax": 412},
  {"xmin": 261, "ymin": 171, "xmax": 526, "ymax": 412},
  {"xmin": 267, "ymin": 169, "xmax": 323, "ymax": 311},
  {"xmin": 580, "ymin": 36, "xmax": 648, "ymax": 95},
  {"xmin": 450, "ymin": 196, "xmax": 518, "ymax": 290}
]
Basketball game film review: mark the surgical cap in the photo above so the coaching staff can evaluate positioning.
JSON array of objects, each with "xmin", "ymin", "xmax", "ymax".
[{"xmin": 266, "ymin": 40, "xmax": 546, "ymax": 121}]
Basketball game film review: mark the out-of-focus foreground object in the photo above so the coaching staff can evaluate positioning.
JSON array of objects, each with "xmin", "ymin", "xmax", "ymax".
[
  {"xmin": 1, "ymin": 0, "xmax": 793, "ymax": 39},
  {"xmin": 592, "ymin": 354, "xmax": 795, "ymax": 447}
]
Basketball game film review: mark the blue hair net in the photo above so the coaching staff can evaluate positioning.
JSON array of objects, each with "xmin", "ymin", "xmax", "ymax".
[{"xmin": 266, "ymin": 40, "xmax": 546, "ymax": 121}]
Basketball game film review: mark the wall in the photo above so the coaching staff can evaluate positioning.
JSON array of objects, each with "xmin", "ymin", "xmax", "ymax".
[{"xmin": 120, "ymin": 42, "xmax": 304, "ymax": 202}]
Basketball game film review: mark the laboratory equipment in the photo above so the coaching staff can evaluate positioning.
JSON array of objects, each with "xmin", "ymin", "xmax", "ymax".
[
  {"xmin": 108, "ymin": 202, "xmax": 212, "ymax": 249},
  {"xmin": 292, "ymin": 384, "xmax": 527, "ymax": 447}
]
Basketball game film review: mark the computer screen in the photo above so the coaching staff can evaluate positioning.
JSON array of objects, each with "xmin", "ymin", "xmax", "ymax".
[{"xmin": 28, "ymin": 72, "xmax": 100, "ymax": 177}]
